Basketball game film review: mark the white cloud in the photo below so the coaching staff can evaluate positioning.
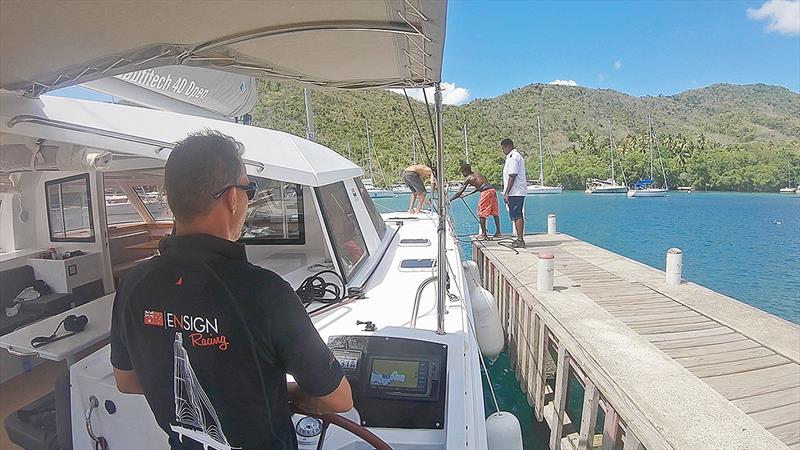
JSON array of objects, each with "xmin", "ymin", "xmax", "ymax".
[
  {"xmin": 614, "ymin": 60, "xmax": 623, "ymax": 70},
  {"xmin": 548, "ymin": 79, "xmax": 578, "ymax": 86},
  {"xmin": 747, "ymin": 0, "xmax": 800, "ymax": 35},
  {"xmin": 389, "ymin": 81, "xmax": 470, "ymax": 105}
]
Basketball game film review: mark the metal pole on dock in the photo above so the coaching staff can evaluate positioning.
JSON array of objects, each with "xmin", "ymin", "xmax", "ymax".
[
  {"xmin": 537, "ymin": 252, "xmax": 555, "ymax": 291},
  {"xmin": 666, "ymin": 248, "xmax": 683, "ymax": 285},
  {"xmin": 547, "ymin": 214, "xmax": 557, "ymax": 235}
]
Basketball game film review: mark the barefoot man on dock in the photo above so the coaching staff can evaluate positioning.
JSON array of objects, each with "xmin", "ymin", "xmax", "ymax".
[{"xmin": 450, "ymin": 161, "xmax": 501, "ymax": 240}]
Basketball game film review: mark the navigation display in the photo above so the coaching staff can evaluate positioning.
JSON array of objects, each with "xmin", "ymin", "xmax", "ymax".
[{"xmin": 370, "ymin": 359, "xmax": 421, "ymax": 389}]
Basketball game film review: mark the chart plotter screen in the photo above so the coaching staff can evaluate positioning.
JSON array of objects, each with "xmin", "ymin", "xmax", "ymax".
[{"xmin": 369, "ymin": 359, "xmax": 421, "ymax": 389}]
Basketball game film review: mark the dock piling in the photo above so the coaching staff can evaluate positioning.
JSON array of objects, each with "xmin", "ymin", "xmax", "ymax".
[
  {"xmin": 665, "ymin": 248, "xmax": 683, "ymax": 285},
  {"xmin": 547, "ymin": 214, "xmax": 557, "ymax": 235},
  {"xmin": 537, "ymin": 252, "xmax": 555, "ymax": 291}
]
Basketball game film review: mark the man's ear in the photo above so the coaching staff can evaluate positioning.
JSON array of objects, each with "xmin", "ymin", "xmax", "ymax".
[{"xmin": 223, "ymin": 186, "xmax": 238, "ymax": 214}]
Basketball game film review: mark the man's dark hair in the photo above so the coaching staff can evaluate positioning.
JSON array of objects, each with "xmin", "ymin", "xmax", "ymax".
[
  {"xmin": 501, "ymin": 138, "xmax": 514, "ymax": 148},
  {"xmin": 460, "ymin": 161, "xmax": 473, "ymax": 174},
  {"xmin": 165, "ymin": 129, "xmax": 245, "ymax": 222}
]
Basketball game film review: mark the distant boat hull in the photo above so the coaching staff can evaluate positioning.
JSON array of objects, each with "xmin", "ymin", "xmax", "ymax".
[
  {"xmin": 627, "ymin": 188, "xmax": 668, "ymax": 197},
  {"xmin": 390, "ymin": 185, "xmax": 411, "ymax": 194},
  {"xmin": 368, "ymin": 189, "xmax": 395, "ymax": 198},
  {"xmin": 527, "ymin": 185, "xmax": 563, "ymax": 194},
  {"xmin": 585, "ymin": 185, "xmax": 628, "ymax": 194},
  {"xmin": 779, "ymin": 187, "xmax": 796, "ymax": 194}
]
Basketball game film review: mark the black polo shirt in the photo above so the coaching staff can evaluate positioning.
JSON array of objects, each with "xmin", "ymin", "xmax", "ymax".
[{"xmin": 110, "ymin": 234, "xmax": 343, "ymax": 450}]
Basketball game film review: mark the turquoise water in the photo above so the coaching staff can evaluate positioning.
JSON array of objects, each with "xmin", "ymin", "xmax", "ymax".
[
  {"xmin": 376, "ymin": 191, "xmax": 800, "ymax": 324},
  {"xmin": 377, "ymin": 191, "xmax": 799, "ymax": 449}
]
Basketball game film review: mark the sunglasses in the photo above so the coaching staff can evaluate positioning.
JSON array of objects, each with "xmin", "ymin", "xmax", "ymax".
[{"xmin": 212, "ymin": 181, "xmax": 257, "ymax": 201}]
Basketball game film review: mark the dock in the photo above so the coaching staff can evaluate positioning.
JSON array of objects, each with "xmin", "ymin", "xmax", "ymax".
[{"xmin": 473, "ymin": 233, "xmax": 800, "ymax": 450}]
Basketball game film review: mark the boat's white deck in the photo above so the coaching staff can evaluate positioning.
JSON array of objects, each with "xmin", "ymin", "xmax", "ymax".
[{"xmin": 311, "ymin": 212, "xmax": 470, "ymax": 338}]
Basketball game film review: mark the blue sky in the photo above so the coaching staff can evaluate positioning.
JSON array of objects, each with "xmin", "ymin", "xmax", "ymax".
[{"xmin": 441, "ymin": 0, "xmax": 800, "ymax": 101}]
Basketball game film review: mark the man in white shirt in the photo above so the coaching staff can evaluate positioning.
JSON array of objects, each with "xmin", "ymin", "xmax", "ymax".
[{"xmin": 501, "ymin": 138, "xmax": 527, "ymax": 248}]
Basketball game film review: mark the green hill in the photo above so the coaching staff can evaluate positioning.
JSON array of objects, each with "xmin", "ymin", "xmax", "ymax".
[{"xmin": 250, "ymin": 81, "xmax": 800, "ymax": 191}]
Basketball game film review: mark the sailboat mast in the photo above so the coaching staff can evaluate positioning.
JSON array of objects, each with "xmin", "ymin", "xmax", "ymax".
[
  {"xmin": 648, "ymin": 114, "xmax": 654, "ymax": 180},
  {"xmin": 463, "ymin": 122, "xmax": 470, "ymax": 163},
  {"xmin": 365, "ymin": 119, "xmax": 375, "ymax": 180},
  {"xmin": 412, "ymin": 135, "xmax": 417, "ymax": 164},
  {"xmin": 537, "ymin": 115, "xmax": 545, "ymax": 185},
  {"xmin": 347, "ymin": 141, "xmax": 352, "ymax": 160},
  {"xmin": 304, "ymin": 88, "xmax": 316, "ymax": 142},
  {"xmin": 609, "ymin": 131, "xmax": 615, "ymax": 181}
]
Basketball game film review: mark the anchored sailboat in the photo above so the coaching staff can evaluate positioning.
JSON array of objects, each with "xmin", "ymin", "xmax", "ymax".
[
  {"xmin": 363, "ymin": 119, "xmax": 394, "ymax": 198},
  {"xmin": 628, "ymin": 115, "xmax": 669, "ymax": 197},
  {"xmin": 779, "ymin": 165, "xmax": 796, "ymax": 194},
  {"xmin": 527, "ymin": 115, "xmax": 563, "ymax": 194},
  {"xmin": 586, "ymin": 129, "xmax": 628, "ymax": 194}
]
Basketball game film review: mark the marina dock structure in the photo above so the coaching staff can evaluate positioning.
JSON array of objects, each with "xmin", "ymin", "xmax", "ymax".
[{"xmin": 473, "ymin": 232, "xmax": 799, "ymax": 450}]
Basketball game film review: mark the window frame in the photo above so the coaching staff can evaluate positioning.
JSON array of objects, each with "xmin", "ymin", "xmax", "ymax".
[
  {"xmin": 315, "ymin": 181, "xmax": 369, "ymax": 283},
  {"xmin": 45, "ymin": 173, "xmax": 96, "ymax": 242},
  {"xmin": 238, "ymin": 177, "xmax": 306, "ymax": 246},
  {"xmin": 355, "ymin": 177, "xmax": 387, "ymax": 239}
]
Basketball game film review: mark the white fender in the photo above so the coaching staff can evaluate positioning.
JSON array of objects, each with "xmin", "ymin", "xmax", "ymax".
[
  {"xmin": 471, "ymin": 285, "xmax": 505, "ymax": 358},
  {"xmin": 486, "ymin": 411, "xmax": 523, "ymax": 450},
  {"xmin": 463, "ymin": 260, "xmax": 481, "ymax": 288},
  {"xmin": 464, "ymin": 260, "xmax": 504, "ymax": 358}
]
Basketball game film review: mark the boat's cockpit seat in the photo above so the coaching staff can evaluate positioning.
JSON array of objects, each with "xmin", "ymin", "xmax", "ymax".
[
  {"xmin": 0, "ymin": 265, "xmax": 73, "ymax": 336},
  {"xmin": 3, "ymin": 372, "xmax": 72, "ymax": 450}
]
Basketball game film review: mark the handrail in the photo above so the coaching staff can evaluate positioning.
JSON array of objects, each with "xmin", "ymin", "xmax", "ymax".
[
  {"xmin": 410, "ymin": 276, "xmax": 438, "ymax": 328},
  {"xmin": 8, "ymin": 115, "xmax": 266, "ymax": 173}
]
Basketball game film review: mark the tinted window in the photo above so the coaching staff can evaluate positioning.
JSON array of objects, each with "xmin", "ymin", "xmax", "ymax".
[
  {"xmin": 240, "ymin": 177, "xmax": 305, "ymax": 244},
  {"xmin": 135, "ymin": 185, "xmax": 171, "ymax": 222},
  {"xmin": 45, "ymin": 174, "xmax": 95, "ymax": 242},
  {"xmin": 104, "ymin": 169, "xmax": 172, "ymax": 224},
  {"xmin": 355, "ymin": 178, "xmax": 386, "ymax": 238},
  {"xmin": 317, "ymin": 182, "xmax": 368, "ymax": 280}
]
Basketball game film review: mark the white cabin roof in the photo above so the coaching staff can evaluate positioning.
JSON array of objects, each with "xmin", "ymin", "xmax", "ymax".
[{"xmin": 0, "ymin": 93, "xmax": 362, "ymax": 187}]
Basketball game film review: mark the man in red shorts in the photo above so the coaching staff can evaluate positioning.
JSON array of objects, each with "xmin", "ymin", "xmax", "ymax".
[{"xmin": 451, "ymin": 162, "xmax": 501, "ymax": 240}]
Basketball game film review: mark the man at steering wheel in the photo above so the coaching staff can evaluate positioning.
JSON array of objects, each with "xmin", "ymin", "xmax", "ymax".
[{"xmin": 111, "ymin": 130, "xmax": 353, "ymax": 449}]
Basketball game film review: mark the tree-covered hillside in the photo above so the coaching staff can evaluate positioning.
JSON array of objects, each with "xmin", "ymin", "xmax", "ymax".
[{"xmin": 250, "ymin": 81, "xmax": 800, "ymax": 191}]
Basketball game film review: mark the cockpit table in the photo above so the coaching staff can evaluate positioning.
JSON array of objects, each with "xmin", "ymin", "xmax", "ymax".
[{"xmin": 0, "ymin": 293, "xmax": 114, "ymax": 366}]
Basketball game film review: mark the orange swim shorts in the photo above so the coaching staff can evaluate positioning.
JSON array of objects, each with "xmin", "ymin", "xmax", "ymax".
[{"xmin": 477, "ymin": 188, "xmax": 499, "ymax": 218}]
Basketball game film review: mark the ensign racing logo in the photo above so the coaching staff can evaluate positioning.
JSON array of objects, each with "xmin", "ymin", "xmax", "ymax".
[{"xmin": 144, "ymin": 310, "xmax": 229, "ymax": 350}]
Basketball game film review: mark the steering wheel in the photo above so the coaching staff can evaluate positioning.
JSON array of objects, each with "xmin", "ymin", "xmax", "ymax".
[{"xmin": 290, "ymin": 404, "xmax": 392, "ymax": 450}]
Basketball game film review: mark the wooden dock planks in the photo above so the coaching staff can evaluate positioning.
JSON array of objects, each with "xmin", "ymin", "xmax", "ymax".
[{"xmin": 475, "ymin": 233, "xmax": 800, "ymax": 449}]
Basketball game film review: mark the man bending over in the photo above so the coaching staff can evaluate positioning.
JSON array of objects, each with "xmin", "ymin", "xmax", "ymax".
[
  {"xmin": 403, "ymin": 163, "xmax": 436, "ymax": 213},
  {"xmin": 450, "ymin": 162, "xmax": 501, "ymax": 239}
]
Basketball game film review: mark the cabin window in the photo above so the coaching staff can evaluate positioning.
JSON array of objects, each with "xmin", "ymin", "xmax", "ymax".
[
  {"xmin": 103, "ymin": 169, "xmax": 171, "ymax": 225},
  {"xmin": 355, "ymin": 178, "xmax": 386, "ymax": 238},
  {"xmin": 45, "ymin": 174, "xmax": 95, "ymax": 242},
  {"xmin": 239, "ymin": 176, "xmax": 305, "ymax": 244},
  {"xmin": 316, "ymin": 181, "xmax": 368, "ymax": 280}
]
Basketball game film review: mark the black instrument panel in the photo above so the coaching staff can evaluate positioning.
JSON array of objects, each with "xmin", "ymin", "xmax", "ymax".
[{"xmin": 328, "ymin": 335, "xmax": 447, "ymax": 429}]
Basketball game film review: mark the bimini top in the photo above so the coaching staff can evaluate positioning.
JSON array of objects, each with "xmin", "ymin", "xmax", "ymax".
[
  {"xmin": 0, "ymin": 93, "xmax": 362, "ymax": 187},
  {"xmin": 0, "ymin": 0, "xmax": 446, "ymax": 96}
]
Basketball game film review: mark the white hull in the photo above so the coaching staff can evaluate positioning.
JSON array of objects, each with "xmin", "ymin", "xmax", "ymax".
[
  {"xmin": 586, "ymin": 185, "xmax": 628, "ymax": 194},
  {"xmin": 627, "ymin": 188, "xmax": 668, "ymax": 197},
  {"xmin": 779, "ymin": 187, "xmax": 796, "ymax": 194},
  {"xmin": 527, "ymin": 185, "xmax": 563, "ymax": 194}
]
